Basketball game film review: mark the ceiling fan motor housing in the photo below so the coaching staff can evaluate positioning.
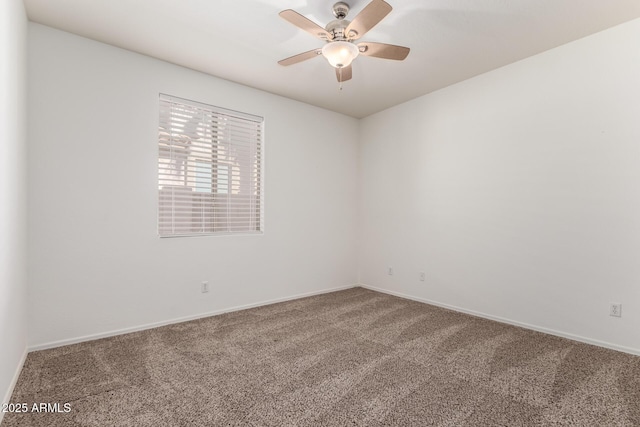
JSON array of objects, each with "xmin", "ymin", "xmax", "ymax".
[{"xmin": 326, "ymin": 19, "xmax": 351, "ymax": 40}]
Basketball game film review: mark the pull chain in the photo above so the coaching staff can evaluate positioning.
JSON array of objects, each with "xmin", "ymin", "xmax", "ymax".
[{"xmin": 339, "ymin": 67, "xmax": 343, "ymax": 91}]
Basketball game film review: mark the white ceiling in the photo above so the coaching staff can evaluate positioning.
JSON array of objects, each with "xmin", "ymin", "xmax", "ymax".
[{"xmin": 23, "ymin": 0, "xmax": 640, "ymax": 118}]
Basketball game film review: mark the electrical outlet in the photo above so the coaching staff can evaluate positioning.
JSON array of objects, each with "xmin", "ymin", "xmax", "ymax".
[
  {"xmin": 201, "ymin": 281, "xmax": 209, "ymax": 293},
  {"xmin": 388, "ymin": 267, "xmax": 394, "ymax": 276},
  {"xmin": 610, "ymin": 303, "xmax": 622, "ymax": 317},
  {"xmin": 419, "ymin": 272, "xmax": 426, "ymax": 282}
]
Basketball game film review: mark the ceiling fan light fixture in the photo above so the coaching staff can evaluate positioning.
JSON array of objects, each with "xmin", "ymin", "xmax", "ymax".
[{"xmin": 321, "ymin": 41, "xmax": 359, "ymax": 68}]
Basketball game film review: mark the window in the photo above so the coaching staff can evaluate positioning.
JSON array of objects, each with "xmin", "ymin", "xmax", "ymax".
[{"xmin": 158, "ymin": 94, "xmax": 263, "ymax": 237}]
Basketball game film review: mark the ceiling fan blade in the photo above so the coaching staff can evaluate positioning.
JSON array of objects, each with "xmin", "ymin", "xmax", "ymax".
[
  {"xmin": 344, "ymin": 0, "xmax": 392, "ymax": 40},
  {"xmin": 357, "ymin": 42, "xmax": 410, "ymax": 60},
  {"xmin": 336, "ymin": 65, "xmax": 352, "ymax": 82},
  {"xmin": 279, "ymin": 10, "xmax": 333, "ymax": 40},
  {"xmin": 278, "ymin": 49, "xmax": 323, "ymax": 66}
]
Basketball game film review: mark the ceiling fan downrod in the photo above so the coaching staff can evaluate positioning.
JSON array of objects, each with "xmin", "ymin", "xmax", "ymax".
[{"xmin": 326, "ymin": 2, "xmax": 352, "ymax": 41}]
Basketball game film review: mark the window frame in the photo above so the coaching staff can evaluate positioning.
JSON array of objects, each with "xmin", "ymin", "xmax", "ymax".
[{"xmin": 157, "ymin": 94, "xmax": 264, "ymax": 238}]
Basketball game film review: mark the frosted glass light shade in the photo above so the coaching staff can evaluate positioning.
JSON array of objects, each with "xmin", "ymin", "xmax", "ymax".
[{"xmin": 321, "ymin": 41, "xmax": 359, "ymax": 68}]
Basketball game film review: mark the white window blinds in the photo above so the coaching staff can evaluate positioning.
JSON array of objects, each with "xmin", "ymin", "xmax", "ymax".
[{"xmin": 158, "ymin": 94, "xmax": 263, "ymax": 237}]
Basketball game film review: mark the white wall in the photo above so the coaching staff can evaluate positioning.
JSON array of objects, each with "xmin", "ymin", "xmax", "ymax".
[
  {"xmin": 359, "ymin": 19, "xmax": 640, "ymax": 354},
  {"xmin": 28, "ymin": 24, "xmax": 359, "ymax": 348},
  {"xmin": 0, "ymin": 0, "xmax": 28, "ymax": 412}
]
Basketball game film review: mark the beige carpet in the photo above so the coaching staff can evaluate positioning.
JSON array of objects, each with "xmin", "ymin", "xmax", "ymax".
[{"xmin": 3, "ymin": 287, "xmax": 640, "ymax": 426}]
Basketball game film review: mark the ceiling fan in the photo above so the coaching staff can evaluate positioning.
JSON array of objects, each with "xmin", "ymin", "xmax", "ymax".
[{"xmin": 278, "ymin": 0, "xmax": 410, "ymax": 83}]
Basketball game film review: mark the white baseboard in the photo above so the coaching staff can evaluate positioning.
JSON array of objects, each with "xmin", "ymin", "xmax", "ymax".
[
  {"xmin": 29, "ymin": 284, "xmax": 357, "ymax": 352},
  {"xmin": 1, "ymin": 347, "xmax": 28, "ymax": 424},
  {"xmin": 359, "ymin": 284, "xmax": 640, "ymax": 357}
]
